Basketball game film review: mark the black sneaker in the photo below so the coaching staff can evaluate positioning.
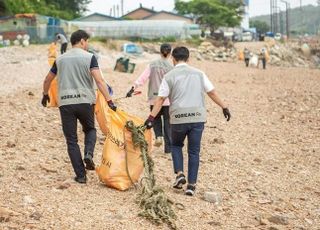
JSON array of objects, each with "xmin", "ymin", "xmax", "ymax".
[
  {"xmin": 185, "ymin": 184, "xmax": 196, "ymax": 196},
  {"xmin": 173, "ymin": 174, "xmax": 186, "ymax": 189},
  {"xmin": 74, "ymin": 175, "xmax": 87, "ymax": 184},
  {"xmin": 84, "ymin": 152, "xmax": 95, "ymax": 170}
]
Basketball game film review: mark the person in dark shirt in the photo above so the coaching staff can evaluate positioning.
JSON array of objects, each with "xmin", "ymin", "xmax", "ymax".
[{"xmin": 42, "ymin": 30, "xmax": 117, "ymax": 184}]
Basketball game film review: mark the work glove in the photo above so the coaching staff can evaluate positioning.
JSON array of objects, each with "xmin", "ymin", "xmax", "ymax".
[
  {"xmin": 222, "ymin": 108, "xmax": 231, "ymax": 121},
  {"xmin": 144, "ymin": 115, "xmax": 155, "ymax": 129},
  {"xmin": 126, "ymin": 86, "xmax": 135, "ymax": 98},
  {"xmin": 41, "ymin": 94, "xmax": 50, "ymax": 107},
  {"xmin": 107, "ymin": 100, "xmax": 117, "ymax": 112}
]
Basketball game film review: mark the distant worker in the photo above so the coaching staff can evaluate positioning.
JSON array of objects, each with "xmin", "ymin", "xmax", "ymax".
[
  {"xmin": 42, "ymin": 30, "xmax": 117, "ymax": 184},
  {"xmin": 258, "ymin": 48, "xmax": 268, "ymax": 69},
  {"xmin": 126, "ymin": 44, "xmax": 173, "ymax": 153},
  {"xmin": 55, "ymin": 32, "xmax": 68, "ymax": 54},
  {"xmin": 244, "ymin": 48, "xmax": 250, "ymax": 67},
  {"xmin": 144, "ymin": 46, "xmax": 231, "ymax": 196}
]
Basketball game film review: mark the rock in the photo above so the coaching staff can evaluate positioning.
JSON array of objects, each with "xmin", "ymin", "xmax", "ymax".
[
  {"xmin": 268, "ymin": 214, "xmax": 289, "ymax": 225},
  {"xmin": 6, "ymin": 140, "xmax": 16, "ymax": 148},
  {"xmin": 23, "ymin": 195, "xmax": 34, "ymax": 205},
  {"xmin": 203, "ymin": 191, "xmax": 222, "ymax": 205},
  {"xmin": 40, "ymin": 164, "xmax": 58, "ymax": 173},
  {"xmin": 253, "ymin": 158, "xmax": 262, "ymax": 163},
  {"xmin": 30, "ymin": 211, "xmax": 42, "ymax": 220},
  {"xmin": 269, "ymin": 226, "xmax": 280, "ymax": 230},
  {"xmin": 16, "ymin": 165, "xmax": 26, "ymax": 170},
  {"xmin": 257, "ymin": 199, "xmax": 272, "ymax": 204},
  {"xmin": 57, "ymin": 180, "xmax": 72, "ymax": 190},
  {"xmin": 0, "ymin": 207, "xmax": 20, "ymax": 222},
  {"xmin": 211, "ymin": 137, "xmax": 225, "ymax": 144},
  {"xmin": 208, "ymin": 221, "xmax": 221, "ymax": 226},
  {"xmin": 28, "ymin": 91, "xmax": 34, "ymax": 96}
]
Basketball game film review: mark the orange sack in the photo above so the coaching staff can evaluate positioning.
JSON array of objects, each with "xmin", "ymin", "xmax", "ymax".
[
  {"xmin": 47, "ymin": 42, "xmax": 59, "ymax": 107},
  {"xmin": 95, "ymin": 92, "xmax": 152, "ymax": 190}
]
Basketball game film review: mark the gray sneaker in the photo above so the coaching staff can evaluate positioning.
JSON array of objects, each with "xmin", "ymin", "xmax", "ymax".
[
  {"xmin": 185, "ymin": 184, "xmax": 196, "ymax": 196},
  {"xmin": 173, "ymin": 174, "xmax": 186, "ymax": 189},
  {"xmin": 154, "ymin": 136, "xmax": 163, "ymax": 147}
]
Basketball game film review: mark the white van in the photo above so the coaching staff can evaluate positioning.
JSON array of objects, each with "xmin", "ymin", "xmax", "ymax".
[{"xmin": 242, "ymin": 32, "xmax": 253, "ymax": 41}]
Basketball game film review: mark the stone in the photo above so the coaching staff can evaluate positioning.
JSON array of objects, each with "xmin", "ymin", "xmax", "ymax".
[
  {"xmin": 269, "ymin": 226, "xmax": 280, "ymax": 230},
  {"xmin": 0, "ymin": 207, "xmax": 20, "ymax": 222},
  {"xmin": 268, "ymin": 214, "xmax": 289, "ymax": 225},
  {"xmin": 30, "ymin": 211, "xmax": 42, "ymax": 220},
  {"xmin": 16, "ymin": 165, "xmax": 26, "ymax": 170},
  {"xmin": 23, "ymin": 195, "xmax": 34, "ymax": 205},
  {"xmin": 57, "ymin": 180, "xmax": 72, "ymax": 190},
  {"xmin": 203, "ymin": 191, "xmax": 222, "ymax": 205},
  {"xmin": 208, "ymin": 221, "xmax": 221, "ymax": 226},
  {"xmin": 40, "ymin": 164, "xmax": 58, "ymax": 173},
  {"xmin": 6, "ymin": 140, "xmax": 16, "ymax": 148}
]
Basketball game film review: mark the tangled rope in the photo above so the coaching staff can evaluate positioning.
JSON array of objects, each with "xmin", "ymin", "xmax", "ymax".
[{"xmin": 125, "ymin": 120, "xmax": 177, "ymax": 229}]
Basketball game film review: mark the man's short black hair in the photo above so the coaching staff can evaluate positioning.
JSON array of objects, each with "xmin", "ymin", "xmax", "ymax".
[
  {"xmin": 70, "ymin": 30, "xmax": 90, "ymax": 46},
  {"xmin": 172, "ymin": 46, "xmax": 189, "ymax": 62},
  {"xmin": 160, "ymin": 43, "xmax": 172, "ymax": 57}
]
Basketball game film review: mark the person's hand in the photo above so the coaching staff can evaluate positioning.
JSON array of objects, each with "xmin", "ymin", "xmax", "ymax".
[
  {"xmin": 107, "ymin": 100, "xmax": 117, "ymax": 111},
  {"xmin": 126, "ymin": 86, "xmax": 135, "ymax": 98},
  {"xmin": 222, "ymin": 108, "xmax": 231, "ymax": 121},
  {"xmin": 144, "ymin": 115, "xmax": 155, "ymax": 129},
  {"xmin": 41, "ymin": 94, "xmax": 50, "ymax": 107}
]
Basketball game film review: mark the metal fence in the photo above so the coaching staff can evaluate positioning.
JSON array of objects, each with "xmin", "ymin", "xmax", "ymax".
[{"xmin": 0, "ymin": 25, "xmax": 66, "ymax": 43}]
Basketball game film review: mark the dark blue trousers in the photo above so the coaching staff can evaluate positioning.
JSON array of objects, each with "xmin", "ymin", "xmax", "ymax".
[{"xmin": 171, "ymin": 122, "xmax": 204, "ymax": 184}]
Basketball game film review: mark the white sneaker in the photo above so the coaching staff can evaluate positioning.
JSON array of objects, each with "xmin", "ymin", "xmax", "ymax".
[{"xmin": 154, "ymin": 136, "xmax": 163, "ymax": 147}]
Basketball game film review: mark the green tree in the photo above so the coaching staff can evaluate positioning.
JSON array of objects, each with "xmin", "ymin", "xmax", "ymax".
[
  {"xmin": 175, "ymin": 0, "xmax": 244, "ymax": 32},
  {"xmin": 249, "ymin": 20, "xmax": 270, "ymax": 33},
  {"xmin": 2, "ymin": 0, "xmax": 91, "ymax": 20}
]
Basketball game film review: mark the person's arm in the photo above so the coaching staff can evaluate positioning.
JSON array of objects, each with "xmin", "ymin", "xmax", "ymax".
[
  {"xmin": 207, "ymin": 90, "xmax": 231, "ymax": 121},
  {"xmin": 90, "ymin": 55, "xmax": 116, "ymax": 111},
  {"xmin": 126, "ymin": 66, "xmax": 151, "ymax": 97},
  {"xmin": 43, "ymin": 71, "xmax": 56, "ymax": 95},
  {"xmin": 91, "ymin": 69, "xmax": 112, "ymax": 101},
  {"xmin": 144, "ymin": 78, "xmax": 169, "ymax": 128},
  {"xmin": 207, "ymin": 90, "xmax": 227, "ymax": 109},
  {"xmin": 43, "ymin": 61, "xmax": 57, "ymax": 94},
  {"xmin": 41, "ymin": 63, "xmax": 57, "ymax": 107},
  {"xmin": 134, "ymin": 66, "xmax": 151, "ymax": 88},
  {"xmin": 151, "ymin": 96, "xmax": 166, "ymax": 117},
  {"xmin": 203, "ymin": 73, "xmax": 231, "ymax": 121}
]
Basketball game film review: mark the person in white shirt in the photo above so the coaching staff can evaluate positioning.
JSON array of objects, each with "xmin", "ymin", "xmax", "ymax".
[
  {"xmin": 55, "ymin": 33, "xmax": 68, "ymax": 54},
  {"xmin": 144, "ymin": 46, "xmax": 231, "ymax": 196}
]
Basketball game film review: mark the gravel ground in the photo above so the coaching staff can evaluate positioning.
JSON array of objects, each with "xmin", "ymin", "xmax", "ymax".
[{"xmin": 0, "ymin": 43, "xmax": 319, "ymax": 230}]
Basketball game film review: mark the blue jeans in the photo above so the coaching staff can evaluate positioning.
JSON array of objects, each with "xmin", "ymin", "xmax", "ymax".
[{"xmin": 171, "ymin": 122, "xmax": 204, "ymax": 184}]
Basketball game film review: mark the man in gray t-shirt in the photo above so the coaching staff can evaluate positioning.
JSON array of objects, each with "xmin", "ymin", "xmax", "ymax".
[
  {"xmin": 55, "ymin": 33, "xmax": 68, "ymax": 54},
  {"xmin": 144, "ymin": 46, "xmax": 231, "ymax": 196},
  {"xmin": 42, "ymin": 30, "xmax": 117, "ymax": 184}
]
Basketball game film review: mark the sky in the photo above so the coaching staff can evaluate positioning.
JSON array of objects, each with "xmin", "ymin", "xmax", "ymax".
[{"xmin": 87, "ymin": 0, "xmax": 318, "ymax": 18}]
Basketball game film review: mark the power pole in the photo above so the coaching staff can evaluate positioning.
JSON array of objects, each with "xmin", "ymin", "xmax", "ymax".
[
  {"xmin": 280, "ymin": 0, "xmax": 290, "ymax": 39},
  {"xmin": 116, "ymin": 4, "xmax": 119, "ymax": 18},
  {"xmin": 121, "ymin": 0, "xmax": 124, "ymax": 16},
  {"xmin": 270, "ymin": 0, "xmax": 273, "ymax": 32}
]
